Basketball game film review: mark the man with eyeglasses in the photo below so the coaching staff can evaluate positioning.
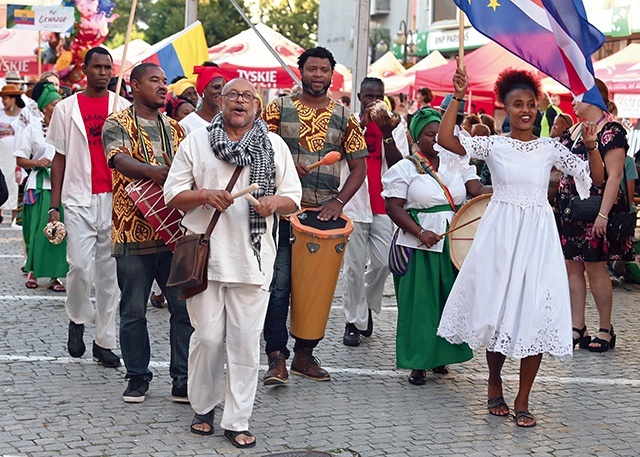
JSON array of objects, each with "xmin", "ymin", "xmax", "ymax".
[
  {"xmin": 164, "ymin": 77, "xmax": 301, "ymax": 445},
  {"xmin": 180, "ymin": 62, "xmax": 227, "ymax": 134},
  {"xmin": 102, "ymin": 62, "xmax": 193, "ymax": 404},
  {"xmin": 262, "ymin": 46, "xmax": 368, "ymax": 385}
]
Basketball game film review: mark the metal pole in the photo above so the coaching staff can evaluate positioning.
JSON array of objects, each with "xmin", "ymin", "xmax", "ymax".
[
  {"xmin": 185, "ymin": 0, "xmax": 197, "ymax": 28},
  {"xmin": 228, "ymin": 0, "xmax": 302, "ymax": 87},
  {"xmin": 352, "ymin": 0, "xmax": 371, "ymax": 114}
]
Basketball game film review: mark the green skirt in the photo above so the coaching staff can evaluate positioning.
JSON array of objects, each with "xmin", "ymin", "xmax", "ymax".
[
  {"xmin": 22, "ymin": 190, "xmax": 69, "ymax": 278},
  {"xmin": 394, "ymin": 236, "xmax": 473, "ymax": 370}
]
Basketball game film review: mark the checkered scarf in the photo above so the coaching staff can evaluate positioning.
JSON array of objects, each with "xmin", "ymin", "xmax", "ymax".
[{"xmin": 207, "ymin": 113, "xmax": 276, "ymax": 268}]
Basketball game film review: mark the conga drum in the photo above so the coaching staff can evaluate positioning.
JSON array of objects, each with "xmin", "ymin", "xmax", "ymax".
[
  {"xmin": 289, "ymin": 209, "xmax": 354, "ymax": 341},
  {"xmin": 449, "ymin": 193, "xmax": 492, "ymax": 270},
  {"xmin": 126, "ymin": 179, "xmax": 184, "ymax": 251}
]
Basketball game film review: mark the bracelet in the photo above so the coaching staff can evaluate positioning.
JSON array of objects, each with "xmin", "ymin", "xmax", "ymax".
[
  {"xmin": 198, "ymin": 188, "xmax": 207, "ymax": 204},
  {"xmin": 597, "ymin": 212, "xmax": 608, "ymax": 221},
  {"xmin": 417, "ymin": 228, "xmax": 426, "ymax": 238},
  {"xmin": 586, "ymin": 146, "xmax": 597, "ymax": 151},
  {"xmin": 48, "ymin": 207, "xmax": 59, "ymax": 214},
  {"xmin": 452, "ymin": 96, "xmax": 465, "ymax": 102},
  {"xmin": 335, "ymin": 197, "xmax": 346, "ymax": 205}
]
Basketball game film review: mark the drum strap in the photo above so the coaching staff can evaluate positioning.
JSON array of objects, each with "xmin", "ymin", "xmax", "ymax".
[
  {"xmin": 131, "ymin": 106, "xmax": 174, "ymax": 165},
  {"xmin": 410, "ymin": 153, "xmax": 458, "ymax": 213}
]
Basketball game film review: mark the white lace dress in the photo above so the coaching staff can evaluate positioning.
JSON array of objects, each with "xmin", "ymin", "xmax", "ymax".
[{"xmin": 437, "ymin": 135, "xmax": 591, "ymax": 359}]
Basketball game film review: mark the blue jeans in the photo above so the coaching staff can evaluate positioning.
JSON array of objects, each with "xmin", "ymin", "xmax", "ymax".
[
  {"xmin": 263, "ymin": 219, "xmax": 317, "ymax": 358},
  {"xmin": 116, "ymin": 248, "xmax": 193, "ymax": 387}
]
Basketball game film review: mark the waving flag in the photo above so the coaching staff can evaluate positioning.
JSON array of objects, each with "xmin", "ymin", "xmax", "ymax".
[
  {"xmin": 454, "ymin": 0, "xmax": 607, "ymax": 111},
  {"xmin": 141, "ymin": 21, "xmax": 209, "ymax": 82}
]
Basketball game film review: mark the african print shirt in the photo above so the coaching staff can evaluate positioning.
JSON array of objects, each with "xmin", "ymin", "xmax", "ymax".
[{"xmin": 102, "ymin": 107, "xmax": 185, "ymax": 256}]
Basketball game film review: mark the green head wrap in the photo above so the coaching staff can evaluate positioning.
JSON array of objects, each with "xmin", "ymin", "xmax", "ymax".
[
  {"xmin": 409, "ymin": 107, "xmax": 442, "ymax": 142},
  {"xmin": 37, "ymin": 83, "xmax": 62, "ymax": 111}
]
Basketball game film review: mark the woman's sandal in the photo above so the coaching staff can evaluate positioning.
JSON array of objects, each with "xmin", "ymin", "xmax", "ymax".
[
  {"xmin": 432, "ymin": 365, "xmax": 450, "ymax": 375},
  {"xmin": 224, "ymin": 429, "xmax": 256, "ymax": 448},
  {"xmin": 515, "ymin": 410, "xmax": 537, "ymax": 427},
  {"xmin": 48, "ymin": 279, "xmax": 66, "ymax": 292},
  {"xmin": 190, "ymin": 410, "xmax": 214, "ymax": 436},
  {"xmin": 588, "ymin": 326, "xmax": 616, "ymax": 353},
  {"xmin": 25, "ymin": 273, "xmax": 38, "ymax": 289},
  {"xmin": 487, "ymin": 396, "xmax": 509, "ymax": 416},
  {"xmin": 408, "ymin": 370, "xmax": 427, "ymax": 385},
  {"xmin": 572, "ymin": 325, "xmax": 591, "ymax": 349}
]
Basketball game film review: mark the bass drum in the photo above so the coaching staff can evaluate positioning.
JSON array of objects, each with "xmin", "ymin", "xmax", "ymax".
[{"xmin": 449, "ymin": 193, "xmax": 492, "ymax": 270}]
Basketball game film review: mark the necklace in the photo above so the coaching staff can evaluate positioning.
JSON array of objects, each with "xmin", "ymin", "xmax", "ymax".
[{"xmin": 595, "ymin": 114, "xmax": 606, "ymax": 127}]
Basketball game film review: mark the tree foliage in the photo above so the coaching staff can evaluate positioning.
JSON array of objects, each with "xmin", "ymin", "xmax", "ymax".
[
  {"xmin": 256, "ymin": 0, "xmax": 318, "ymax": 49},
  {"xmin": 105, "ymin": 0, "xmax": 249, "ymax": 49}
]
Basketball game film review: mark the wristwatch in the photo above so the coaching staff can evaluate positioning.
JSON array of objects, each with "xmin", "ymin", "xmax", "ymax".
[{"xmin": 383, "ymin": 137, "xmax": 394, "ymax": 144}]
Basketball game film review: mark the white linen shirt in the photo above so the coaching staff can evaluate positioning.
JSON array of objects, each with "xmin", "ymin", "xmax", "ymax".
[
  {"xmin": 45, "ymin": 92, "xmax": 130, "ymax": 207},
  {"xmin": 164, "ymin": 129, "xmax": 302, "ymax": 290},
  {"xmin": 382, "ymin": 158, "xmax": 478, "ymax": 253},
  {"xmin": 14, "ymin": 122, "xmax": 54, "ymax": 191},
  {"xmin": 340, "ymin": 121, "xmax": 409, "ymax": 223},
  {"xmin": 179, "ymin": 112, "xmax": 209, "ymax": 135}
]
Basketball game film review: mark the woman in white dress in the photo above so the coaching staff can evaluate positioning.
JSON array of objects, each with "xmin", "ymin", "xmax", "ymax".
[
  {"xmin": 0, "ymin": 84, "xmax": 25, "ymax": 222},
  {"xmin": 436, "ymin": 65, "xmax": 603, "ymax": 427}
]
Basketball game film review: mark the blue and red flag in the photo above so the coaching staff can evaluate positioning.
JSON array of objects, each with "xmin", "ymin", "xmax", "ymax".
[{"xmin": 453, "ymin": 0, "xmax": 607, "ymax": 111}]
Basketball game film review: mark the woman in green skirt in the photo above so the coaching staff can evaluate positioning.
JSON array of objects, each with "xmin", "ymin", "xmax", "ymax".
[
  {"xmin": 14, "ymin": 81, "xmax": 68, "ymax": 290},
  {"xmin": 382, "ymin": 108, "xmax": 490, "ymax": 385}
]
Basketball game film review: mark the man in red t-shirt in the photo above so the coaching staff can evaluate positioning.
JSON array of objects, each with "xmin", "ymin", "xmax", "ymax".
[
  {"xmin": 341, "ymin": 77, "xmax": 409, "ymax": 346},
  {"xmin": 47, "ymin": 47, "xmax": 129, "ymax": 367}
]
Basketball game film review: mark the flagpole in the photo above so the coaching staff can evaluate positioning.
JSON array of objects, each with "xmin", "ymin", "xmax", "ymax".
[
  {"xmin": 113, "ymin": 0, "xmax": 138, "ymax": 113},
  {"xmin": 37, "ymin": 32, "xmax": 42, "ymax": 78},
  {"xmin": 458, "ymin": 10, "xmax": 465, "ymax": 69}
]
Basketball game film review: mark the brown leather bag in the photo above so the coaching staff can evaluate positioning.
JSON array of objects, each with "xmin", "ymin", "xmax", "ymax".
[{"xmin": 167, "ymin": 166, "xmax": 243, "ymax": 300}]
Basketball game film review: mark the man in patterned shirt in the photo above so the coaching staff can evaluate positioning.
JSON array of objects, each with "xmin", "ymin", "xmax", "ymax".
[
  {"xmin": 102, "ymin": 63, "xmax": 193, "ymax": 404},
  {"xmin": 262, "ymin": 46, "xmax": 368, "ymax": 385}
]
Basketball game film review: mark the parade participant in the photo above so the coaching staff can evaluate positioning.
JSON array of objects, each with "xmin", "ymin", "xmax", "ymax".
[
  {"xmin": 102, "ymin": 62, "xmax": 193, "ymax": 403},
  {"xmin": 164, "ymin": 77, "xmax": 301, "ymax": 445},
  {"xmin": 168, "ymin": 78, "xmax": 198, "ymax": 108},
  {"xmin": 262, "ymin": 46, "xmax": 367, "ymax": 384},
  {"xmin": 0, "ymin": 84, "xmax": 24, "ymax": 223},
  {"xmin": 14, "ymin": 81, "xmax": 68, "ymax": 290},
  {"xmin": 539, "ymin": 92, "xmax": 563, "ymax": 138},
  {"xmin": 341, "ymin": 77, "xmax": 408, "ymax": 347},
  {"xmin": 555, "ymin": 80, "xmax": 632, "ymax": 353},
  {"xmin": 550, "ymin": 113, "xmax": 573, "ymax": 140},
  {"xmin": 47, "ymin": 47, "xmax": 129, "ymax": 366},
  {"xmin": 180, "ymin": 63, "xmax": 227, "ymax": 134},
  {"xmin": 436, "ymin": 65, "xmax": 600, "ymax": 427},
  {"xmin": 164, "ymin": 95, "xmax": 195, "ymax": 122},
  {"xmin": 383, "ymin": 108, "xmax": 489, "ymax": 384}
]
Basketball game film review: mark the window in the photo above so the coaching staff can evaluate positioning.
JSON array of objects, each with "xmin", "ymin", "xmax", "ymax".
[{"xmin": 431, "ymin": 0, "xmax": 458, "ymax": 23}]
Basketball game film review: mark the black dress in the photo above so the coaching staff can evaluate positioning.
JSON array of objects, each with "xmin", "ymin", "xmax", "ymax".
[{"xmin": 555, "ymin": 121, "xmax": 634, "ymax": 262}]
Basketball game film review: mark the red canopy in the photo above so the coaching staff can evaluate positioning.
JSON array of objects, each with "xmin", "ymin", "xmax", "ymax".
[{"xmin": 414, "ymin": 42, "xmax": 542, "ymax": 105}]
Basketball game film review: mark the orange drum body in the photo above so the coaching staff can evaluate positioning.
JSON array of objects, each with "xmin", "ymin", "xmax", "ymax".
[
  {"xmin": 126, "ymin": 179, "xmax": 184, "ymax": 251},
  {"xmin": 289, "ymin": 210, "xmax": 354, "ymax": 341},
  {"xmin": 449, "ymin": 193, "xmax": 492, "ymax": 270}
]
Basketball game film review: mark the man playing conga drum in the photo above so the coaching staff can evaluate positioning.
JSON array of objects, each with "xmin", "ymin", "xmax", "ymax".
[
  {"xmin": 102, "ymin": 63, "xmax": 193, "ymax": 403},
  {"xmin": 262, "ymin": 46, "xmax": 368, "ymax": 384}
]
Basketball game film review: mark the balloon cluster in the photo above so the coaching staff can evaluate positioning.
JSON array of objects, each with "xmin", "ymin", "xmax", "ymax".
[{"xmin": 41, "ymin": 0, "xmax": 119, "ymax": 86}]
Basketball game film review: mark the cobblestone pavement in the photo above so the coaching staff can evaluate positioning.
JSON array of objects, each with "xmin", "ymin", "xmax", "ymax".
[{"xmin": 1, "ymin": 220, "xmax": 640, "ymax": 456}]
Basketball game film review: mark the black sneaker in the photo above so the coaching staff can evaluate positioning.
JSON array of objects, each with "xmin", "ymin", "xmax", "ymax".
[
  {"xmin": 343, "ymin": 323, "xmax": 361, "ymax": 347},
  {"xmin": 361, "ymin": 309, "xmax": 374, "ymax": 337},
  {"xmin": 67, "ymin": 321, "xmax": 86, "ymax": 357},
  {"xmin": 171, "ymin": 384, "xmax": 189, "ymax": 403},
  {"xmin": 92, "ymin": 341, "xmax": 121, "ymax": 368},
  {"xmin": 123, "ymin": 376, "xmax": 149, "ymax": 403}
]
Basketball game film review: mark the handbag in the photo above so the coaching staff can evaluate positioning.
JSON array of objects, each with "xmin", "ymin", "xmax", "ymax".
[
  {"xmin": 607, "ymin": 167, "xmax": 634, "ymax": 243},
  {"xmin": 388, "ymin": 228, "xmax": 412, "ymax": 276},
  {"xmin": 566, "ymin": 195, "xmax": 602, "ymax": 222},
  {"xmin": 166, "ymin": 166, "xmax": 243, "ymax": 300}
]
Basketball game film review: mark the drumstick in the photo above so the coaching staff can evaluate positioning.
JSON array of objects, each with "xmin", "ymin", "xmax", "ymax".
[
  {"xmin": 308, "ymin": 151, "xmax": 342, "ymax": 170},
  {"xmin": 231, "ymin": 183, "xmax": 259, "ymax": 200},
  {"xmin": 439, "ymin": 216, "xmax": 482, "ymax": 237},
  {"xmin": 162, "ymin": 151, "xmax": 172, "ymax": 166},
  {"xmin": 245, "ymin": 194, "xmax": 260, "ymax": 206}
]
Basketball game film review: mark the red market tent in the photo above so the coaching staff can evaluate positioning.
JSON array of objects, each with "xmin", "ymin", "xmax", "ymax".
[
  {"xmin": 0, "ymin": 28, "xmax": 52, "ymax": 78},
  {"xmin": 594, "ymin": 44, "xmax": 640, "ymax": 94},
  {"xmin": 209, "ymin": 23, "xmax": 343, "ymax": 91}
]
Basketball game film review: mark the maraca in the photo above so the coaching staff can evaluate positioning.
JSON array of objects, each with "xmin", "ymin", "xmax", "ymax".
[{"xmin": 307, "ymin": 150, "xmax": 342, "ymax": 170}]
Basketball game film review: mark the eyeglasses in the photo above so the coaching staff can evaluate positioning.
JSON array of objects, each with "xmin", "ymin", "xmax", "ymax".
[
  {"xmin": 221, "ymin": 91, "xmax": 256, "ymax": 103},
  {"xmin": 210, "ymin": 83, "xmax": 224, "ymax": 91}
]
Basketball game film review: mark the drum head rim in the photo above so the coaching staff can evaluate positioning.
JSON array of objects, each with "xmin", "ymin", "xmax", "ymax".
[
  {"xmin": 449, "ymin": 193, "xmax": 492, "ymax": 270},
  {"xmin": 290, "ymin": 210, "xmax": 354, "ymax": 238}
]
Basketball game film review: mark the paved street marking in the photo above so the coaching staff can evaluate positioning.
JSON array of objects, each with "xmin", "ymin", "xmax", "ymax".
[
  {"xmin": 0, "ymin": 254, "xmax": 22, "ymax": 258},
  {"xmin": 0, "ymin": 354, "xmax": 638, "ymax": 386}
]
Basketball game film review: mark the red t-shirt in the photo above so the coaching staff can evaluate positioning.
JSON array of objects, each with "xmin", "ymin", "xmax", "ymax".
[
  {"xmin": 363, "ymin": 121, "xmax": 386, "ymax": 214},
  {"xmin": 77, "ymin": 93, "xmax": 112, "ymax": 194}
]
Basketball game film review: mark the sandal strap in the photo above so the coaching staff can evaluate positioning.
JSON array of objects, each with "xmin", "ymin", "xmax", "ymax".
[{"xmin": 572, "ymin": 325, "xmax": 587, "ymax": 337}]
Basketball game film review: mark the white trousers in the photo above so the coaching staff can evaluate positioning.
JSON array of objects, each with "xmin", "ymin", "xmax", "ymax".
[
  {"xmin": 63, "ymin": 193, "xmax": 119, "ymax": 349},
  {"xmin": 187, "ymin": 281, "xmax": 269, "ymax": 432},
  {"xmin": 342, "ymin": 215, "xmax": 394, "ymax": 331}
]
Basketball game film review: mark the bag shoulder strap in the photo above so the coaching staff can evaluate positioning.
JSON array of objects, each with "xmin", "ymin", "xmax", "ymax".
[
  {"xmin": 409, "ymin": 153, "xmax": 458, "ymax": 213},
  {"xmin": 204, "ymin": 165, "xmax": 243, "ymax": 237}
]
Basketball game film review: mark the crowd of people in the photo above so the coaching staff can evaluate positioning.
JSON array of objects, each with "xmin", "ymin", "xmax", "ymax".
[{"xmin": 0, "ymin": 40, "xmax": 636, "ymax": 445}]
